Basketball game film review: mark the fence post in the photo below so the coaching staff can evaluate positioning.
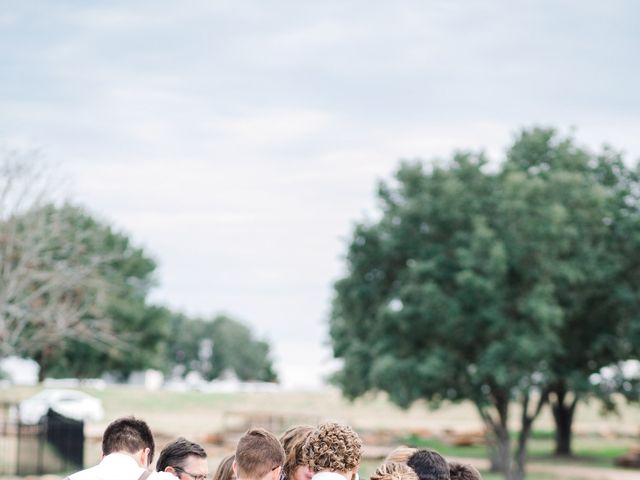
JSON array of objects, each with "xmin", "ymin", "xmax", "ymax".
[{"xmin": 37, "ymin": 416, "xmax": 45, "ymax": 475}]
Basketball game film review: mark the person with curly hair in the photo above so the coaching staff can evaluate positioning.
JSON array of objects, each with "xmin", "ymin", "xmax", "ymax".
[
  {"xmin": 301, "ymin": 422, "xmax": 362, "ymax": 480},
  {"xmin": 370, "ymin": 462, "xmax": 418, "ymax": 480},
  {"xmin": 280, "ymin": 426, "xmax": 315, "ymax": 480}
]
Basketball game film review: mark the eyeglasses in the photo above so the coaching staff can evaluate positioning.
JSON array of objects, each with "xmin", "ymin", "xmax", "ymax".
[{"xmin": 173, "ymin": 466, "xmax": 210, "ymax": 480}]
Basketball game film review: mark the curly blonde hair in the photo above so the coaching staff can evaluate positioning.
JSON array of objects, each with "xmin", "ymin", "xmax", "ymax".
[
  {"xmin": 280, "ymin": 425, "xmax": 315, "ymax": 479},
  {"xmin": 301, "ymin": 422, "xmax": 362, "ymax": 473},
  {"xmin": 370, "ymin": 462, "xmax": 418, "ymax": 480}
]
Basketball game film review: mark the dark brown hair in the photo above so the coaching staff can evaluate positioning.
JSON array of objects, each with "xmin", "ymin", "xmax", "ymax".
[
  {"xmin": 156, "ymin": 437, "xmax": 207, "ymax": 472},
  {"xmin": 448, "ymin": 462, "xmax": 481, "ymax": 480},
  {"xmin": 102, "ymin": 417, "xmax": 155, "ymax": 464},
  {"xmin": 407, "ymin": 449, "xmax": 449, "ymax": 480},
  {"xmin": 235, "ymin": 428, "xmax": 285, "ymax": 479}
]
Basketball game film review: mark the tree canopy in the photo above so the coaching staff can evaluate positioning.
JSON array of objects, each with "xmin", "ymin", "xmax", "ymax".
[
  {"xmin": 165, "ymin": 313, "xmax": 277, "ymax": 382},
  {"xmin": 329, "ymin": 127, "xmax": 640, "ymax": 480},
  {"xmin": 2, "ymin": 202, "xmax": 168, "ymax": 380},
  {"xmin": 1, "ymin": 152, "xmax": 278, "ymax": 384}
]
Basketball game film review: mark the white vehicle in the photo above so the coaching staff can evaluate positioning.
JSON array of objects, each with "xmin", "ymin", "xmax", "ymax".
[{"xmin": 18, "ymin": 389, "xmax": 104, "ymax": 425}]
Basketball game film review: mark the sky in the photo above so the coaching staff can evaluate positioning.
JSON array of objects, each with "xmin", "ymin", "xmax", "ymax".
[{"xmin": 1, "ymin": 0, "xmax": 639, "ymax": 388}]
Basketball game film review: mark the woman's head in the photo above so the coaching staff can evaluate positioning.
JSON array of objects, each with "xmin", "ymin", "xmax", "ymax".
[
  {"xmin": 280, "ymin": 426, "xmax": 315, "ymax": 480},
  {"xmin": 301, "ymin": 422, "xmax": 362, "ymax": 474},
  {"xmin": 213, "ymin": 454, "xmax": 236, "ymax": 480},
  {"xmin": 384, "ymin": 447, "xmax": 417, "ymax": 464},
  {"xmin": 370, "ymin": 462, "xmax": 418, "ymax": 480}
]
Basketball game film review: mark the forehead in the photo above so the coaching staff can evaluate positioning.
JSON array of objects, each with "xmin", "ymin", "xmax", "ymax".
[{"xmin": 183, "ymin": 455, "xmax": 209, "ymax": 474}]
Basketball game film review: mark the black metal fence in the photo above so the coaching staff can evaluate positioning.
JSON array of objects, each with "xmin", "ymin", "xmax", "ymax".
[{"xmin": 0, "ymin": 403, "xmax": 84, "ymax": 476}]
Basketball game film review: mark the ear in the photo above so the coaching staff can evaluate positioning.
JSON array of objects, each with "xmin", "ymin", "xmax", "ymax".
[
  {"xmin": 139, "ymin": 447, "xmax": 151, "ymax": 468},
  {"xmin": 232, "ymin": 460, "xmax": 239, "ymax": 477},
  {"xmin": 165, "ymin": 466, "xmax": 177, "ymax": 475},
  {"xmin": 271, "ymin": 466, "xmax": 282, "ymax": 480}
]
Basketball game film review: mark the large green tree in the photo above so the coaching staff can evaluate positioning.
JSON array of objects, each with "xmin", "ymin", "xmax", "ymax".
[
  {"xmin": 40, "ymin": 204, "xmax": 169, "ymax": 380},
  {"xmin": 1, "ymin": 153, "xmax": 119, "ymax": 371},
  {"xmin": 1, "ymin": 197, "xmax": 168, "ymax": 380},
  {"xmin": 329, "ymin": 128, "xmax": 640, "ymax": 480},
  {"xmin": 504, "ymin": 129, "xmax": 640, "ymax": 455}
]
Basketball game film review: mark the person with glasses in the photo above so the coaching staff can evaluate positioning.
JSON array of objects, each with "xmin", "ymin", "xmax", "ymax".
[
  {"xmin": 233, "ymin": 428, "xmax": 285, "ymax": 480},
  {"xmin": 157, "ymin": 437, "xmax": 209, "ymax": 480}
]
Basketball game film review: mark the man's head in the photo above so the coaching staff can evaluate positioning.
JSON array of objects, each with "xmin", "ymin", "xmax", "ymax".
[
  {"xmin": 157, "ymin": 437, "xmax": 209, "ymax": 480},
  {"xmin": 234, "ymin": 428, "xmax": 285, "ymax": 480},
  {"xmin": 102, "ymin": 417, "xmax": 155, "ymax": 467},
  {"xmin": 407, "ymin": 449, "xmax": 450, "ymax": 480},
  {"xmin": 448, "ymin": 462, "xmax": 481, "ymax": 480}
]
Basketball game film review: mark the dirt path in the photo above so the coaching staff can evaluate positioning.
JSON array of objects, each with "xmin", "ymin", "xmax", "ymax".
[{"xmin": 449, "ymin": 456, "xmax": 640, "ymax": 480}]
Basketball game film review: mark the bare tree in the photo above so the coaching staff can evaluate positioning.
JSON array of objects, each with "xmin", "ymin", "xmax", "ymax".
[{"xmin": 0, "ymin": 150, "xmax": 123, "ymax": 378}]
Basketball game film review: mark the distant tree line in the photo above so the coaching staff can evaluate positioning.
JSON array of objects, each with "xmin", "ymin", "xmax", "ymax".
[{"xmin": 0, "ymin": 151, "xmax": 277, "ymax": 383}]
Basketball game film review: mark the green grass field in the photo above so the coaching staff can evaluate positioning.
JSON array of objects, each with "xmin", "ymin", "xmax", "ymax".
[{"xmin": 403, "ymin": 433, "xmax": 633, "ymax": 468}]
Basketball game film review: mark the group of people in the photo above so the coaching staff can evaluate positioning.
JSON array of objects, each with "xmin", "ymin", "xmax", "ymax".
[{"xmin": 65, "ymin": 416, "xmax": 481, "ymax": 480}]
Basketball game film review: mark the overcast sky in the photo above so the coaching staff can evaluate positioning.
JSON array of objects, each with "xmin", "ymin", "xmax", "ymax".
[{"xmin": 2, "ymin": 0, "xmax": 639, "ymax": 387}]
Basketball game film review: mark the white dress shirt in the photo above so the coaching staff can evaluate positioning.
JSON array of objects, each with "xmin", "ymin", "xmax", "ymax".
[
  {"xmin": 312, "ymin": 471, "xmax": 358, "ymax": 480},
  {"xmin": 68, "ymin": 452, "xmax": 176, "ymax": 480}
]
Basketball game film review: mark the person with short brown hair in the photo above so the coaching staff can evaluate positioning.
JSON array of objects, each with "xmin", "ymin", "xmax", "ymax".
[
  {"xmin": 370, "ymin": 462, "xmax": 418, "ymax": 480},
  {"xmin": 301, "ymin": 422, "xmax": 362, "ymax": 480},
  {"xmin": 67, "ymin": 416, "xmax": 175, "ymax": 480},
  {"xmin": 448, "ymin": 462, "xmax": 481, "ymax": 480},
  {"xmin": 280, "ymin": 425, "xmax": 314, "ymax": 480},
  {"xmin": 234, "ymin": 428, "xmax": 285, "ymax": 480}
]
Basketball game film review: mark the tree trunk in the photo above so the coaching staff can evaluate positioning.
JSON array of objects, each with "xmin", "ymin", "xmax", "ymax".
[
  {"xmin": 511, "ymin": 390, "xmax": 548, "ymax": 480},
  {"xmin": 35, "ymin": 352, "xmax": 48, "ymax": 383},
  {"xmin": 495, "ymin": 424, "xmax": 513, "ymax": 480},
  {"xmin": 512, "ymin": 412, "xmax": 533, "ymax": 480},
  {"xmin": 551, "ymin": 388, "xmax": 578, "ymax": 456},
  {"xmin": 488, "ymin": 440, "xmax": 506, "ymax": 472},
  {"xmin": 485, "ymin": 424, "xmax": 511, "ymax": 473},
  {"xmin": 475, "ymin": 401, "xmax": 511, "ymax": 474}
]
